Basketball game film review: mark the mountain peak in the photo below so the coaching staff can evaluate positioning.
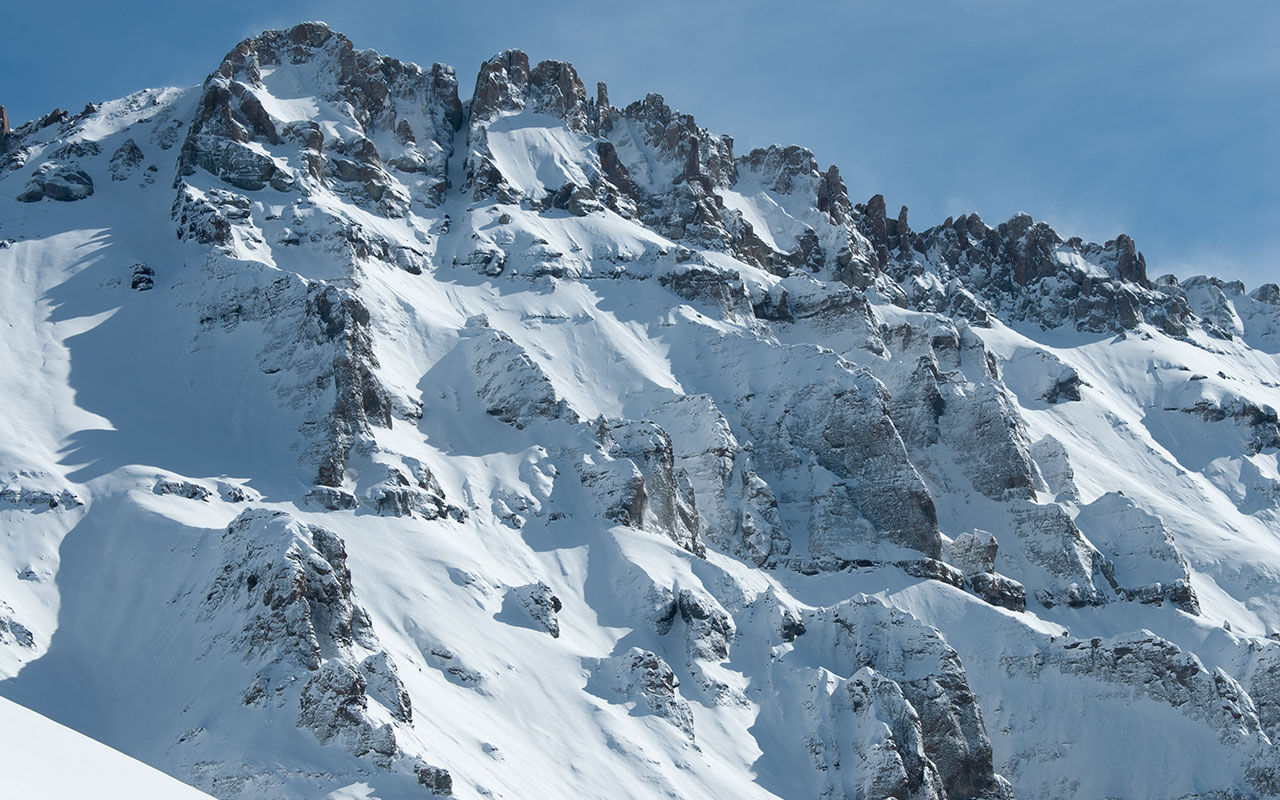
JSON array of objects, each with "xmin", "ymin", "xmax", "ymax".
[{"xmin": 3, "ymin": 21, "xmax": 1280, "ymax": 800}]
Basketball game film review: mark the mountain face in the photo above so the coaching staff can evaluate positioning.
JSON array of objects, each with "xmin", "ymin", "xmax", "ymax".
[{"xmin": 3, "ymin": 20, "xmax": 1280, "ymax": 799}]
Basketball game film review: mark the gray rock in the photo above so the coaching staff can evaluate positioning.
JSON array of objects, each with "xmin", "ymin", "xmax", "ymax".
[
  {"xmin": 968, "ymin": 572, "xmax": 1027, "ymax": 612},
  {"xmin": 17, "ymin": 163, "xmax": 94, "ymax": 202},
  {"xmin": 154, "ymin": 479, "xmax": 212, "ymax": 501},
  {"xmin": 109, "ymin": 138, "xmax": 144, "ymax": 181},
  {"xmin": 297, "ymin": 661, "xmax": 397, "ymax": 766},
  {"xmin": 414, "ymin": 762, "xmax": 453, "ymax": 796},
  {"xmin": 130, "ymin": 263, "xmax": 155, "ymax": 291},
  {"xmin": 677, "ymin": 589, "xmax": 734, "ymax": 661},
  {"xmin": 464, "ymin": 324, "xmax": 577, "ymax": 429},
  {"xmin": 592, "ymin": 647, "xmax": 694, "ymax": 738},
  {"xmin": 807, "ymin": 596, "xmax": 1014, "ymax": 800},
  {"xmin": 601, "ymin": 419, "xmax": 704, "ymax": 556},
  {"xmin": 360, "ymin": 652, "xmax": 412, "ymax": 723},
  {"xmin": 739, "ymin": 358, "xmax": 942, "ymax": 563},
  {"xmin": 304, "ymin": 487, "xmax": 358, "ymax": 510},
  {"xmin": 508, "ymin": 581, "xmax": 562, "ymax": 638},
  {"xmin": 806, "ymin": 666, "xmax": 947, "ymax": 800},
  {"xmin": 0, "ymin": 601, "xmax": 34, "ymax": 649},
  {"xmin": 0, "ymin": 486, "xmax": 82, "ymax": 510}
]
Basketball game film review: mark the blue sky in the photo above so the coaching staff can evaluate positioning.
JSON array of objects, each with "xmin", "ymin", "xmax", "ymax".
[{"xmin": 3, "ymin": 1, "xmax": 1276, "ymax": 284}]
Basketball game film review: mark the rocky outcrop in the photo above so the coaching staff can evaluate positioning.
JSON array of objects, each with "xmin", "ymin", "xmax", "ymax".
[
  {"xmin": 946, "ymin": 532, "xmax": 1027, "ymax": 612},
  {"xmin": 202, "ymin": 510, "xmax": 374, "ymax": 670},
  {"xmin": 303, "ymin": 285, "xmax": 392, "ymax": 487},
  {"xmin": 648, "ymin": 394, "xmax": 790, "ymax": 566},
  {"xmin": 464, "ymin": 49, "xmax": 593, "ymax": 203},
  {"xmin": 130, "ymin": 263, "xmax": 155, "ymax": 290},
  {"xmin": 797, "ymin": 595, "xmax": 1014, "ymax": 800},
  {"xmin": 17, "ymin": 162, "xmax": 93, "ymax": 202},
  {"xmin": 604, "ymin": 420, "xmax": 703, "ymax": 556},
  {"xmin": 876, "ymin": 208, "xmax": 1192, "ymax": 334},
  {"xmin": 0, "ymin": 485, "xmax": 82, "ymax": 511},
  {"xmin": 577, "ymin": 416, "xmax": 705, "ymax": 556},
  {"xmin": 660, "ymin": 264, "xmax": 754, "ymax": 320},
  {"xmin": 1076, "ymin": 493, "xmax": 1199, "ymax": 614},
  {"xmin": 0, "ymin": 600, "xmax": 34, "ymax": 650},
  {"xmin": 804, "ymin": 666, "xmax": 947, "ymax": 800},
  {"xmin": 361, "ymin": 461, "xmax": 454, "ymax": 519},
  {"xmin": 1026, "ymin": 632, "xmax": 1280, "ymax": 787},
  {"xmin": 200, "ymin": 510, "xmax": 452, "ymax": 785},
  {"xmin": 1011, "ymin": 501, "xmax": 1110, "ymax": 608},
  {"xmin": 507, "ymin": 581, "xmax": 562, "ymax": 638},
  {"xmin": 881, "ymin": 319, "xmax": 1037, "ymax": 501},
  {"xmin": 739, "ymin": 350, "xmax": 942, "ymax": 565},
  {"xmin": 1179, "ymin": 394, "xmax": 1280, "ymax": 455},
  {"xmin": 464, "ymin": 319, "xmax": 577, "ymax": 428},
  {"xmin": 177, "ymin": 22, "xmax": 461, "ymax": 209},
  {"xmin": 676, "ymin": 588, "xmax": 734, "ymax": 663},
  {"xmin": 154, "ymin": 478, "xmax": 213, "ymax": 501},
  {"xmin": 590, "ymin": 648, "xmax": 695, "ymax": 738},
  {"xmin": 109, "ymin": 138, "xmax": 144, "ymax": 180}
]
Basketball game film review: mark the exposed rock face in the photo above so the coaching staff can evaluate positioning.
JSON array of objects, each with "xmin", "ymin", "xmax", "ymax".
[
  {"xmin": 469, "ymin": 49, "xmax": 533, "ymax": 133},
  {"xmin": 739, "ymin": 353, "xmax": 942, "ymax": 564},
  {"xmin": 109, "ymin": 138, "xmax": 145, "ymax": 180},
  {"xmin": 1180, "ymin": 393, "xmax": 1280, "ymax": 455},
  {"xmin": 947, "ymin": 532, "xmax": 1027, "ymax": 612},
  {"xmin": 200, "ymin": 509, "xmax": 451, "ymax": 786},
  {"xmin": 465, "ymin": 320, "xmax": 578, "ymax": 428},
  {"xmin": 304, "ymin": 285, "xmax": 392, "ymax": 487},
  {"xmin": 591, "ymin": 647, "xmax": 695, "ymax": 738},
  {"xmin": 178, "ymin": 22, "xmax": 462, "ymax": 210},
  {"xmin": 202, "ymin": 510, "xmax": 373, "ymax": 671},
  {"xmin": 605, "ymin": 420, "xmax": 703, "ymax": 556},
  {"xmin": 660, "ymin": 264, "xmax": 755, "ymax": 320},
  {"xmin": 1076, "ymin": 493, "xmax": 1200, "ymax": 614},
  {"xmin": 464, "ymin": 49, "xmax": 594, "ymax": 204},
  {"xmin": 17, "ymin": 162, "xmax": 94, "ymax": 201},
  {"xmin": 649, "ymin": 394, "xmax": 790, "ymax": 566},
  {"xmin": 790, "ymin": 595, "xmax": 1013, "ymax": 800},
  {"xmin": 155, "ymin": 478, "xmax": 213, "ymax": 501},
  {"xmin": 575, "ymin": 416, "xmax": 705, "ymax": 556},
  {"xmin": 130, "ymin": 263, "xmax": 155, "ymax": 290},
  {"xmin": 805, "ymin": 666, "xmax": 946, "ymax": 800},
  {"xmin": 1022, "ymin": 633, "xmax": 1280, "ymax": 786},
  {"xmin": 362, "ymin": 461, "xmax": 454, "ymax": 519},
  {"xmin": 870, "ymin": 207, "xmax": 1190, "ymax": 334},
  {"xmin": 0, "ymin": 483, "xmax": 82, "ymax": 511},
  {"xmin": 881, "ymin": 319, "xmax": 1036, "ymax": 501},
  {"xmin": 676, "ymin": 588, "xmax": 734, "ymax": 662},
  {"xmin": 1012, "ymin": 502, "xmax": 1110, "ymax": 608},
  {"xmin": 508, "ymin": 581, "xmax": 562, "ymax": 637},
  {"xmin": 0, "ymin": 601, "xmax": 34, "ymax": 649}
]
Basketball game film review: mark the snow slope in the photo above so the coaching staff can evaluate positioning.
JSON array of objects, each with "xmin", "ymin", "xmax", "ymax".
[{"xmin": 0, "ymin": 695, "xmax": 215, "ymax": 798}]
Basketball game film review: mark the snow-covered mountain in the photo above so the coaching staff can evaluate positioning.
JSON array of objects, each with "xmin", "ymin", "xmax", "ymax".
[{"xmin": 3, "ymin": 21, "xmax": 1280, "ymax": 799}]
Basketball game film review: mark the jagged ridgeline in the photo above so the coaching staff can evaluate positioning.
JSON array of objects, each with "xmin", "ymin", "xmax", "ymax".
[{"xmin": 4, "ymin": 20, "xmax": 1280, "ymax": 800}]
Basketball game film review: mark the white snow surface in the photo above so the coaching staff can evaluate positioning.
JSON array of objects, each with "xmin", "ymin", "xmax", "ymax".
[{"xmin": 0, "ymin": 695, "xmax": 215, "ymax": 798}]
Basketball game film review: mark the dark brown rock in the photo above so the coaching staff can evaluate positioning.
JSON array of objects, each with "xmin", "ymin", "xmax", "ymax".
[
  {"xmin": 471, "ymin": 49, "xmax": 530, "ymax": 132},
  {"xmin": 817, "ymin": 165, "xmax": 851, "ymax": 224}
]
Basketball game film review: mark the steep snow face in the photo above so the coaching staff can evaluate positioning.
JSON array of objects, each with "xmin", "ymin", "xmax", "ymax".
[
  {"xmin": 0, "ymin": 695, "xmax": 216, "ymax": 799},
  {"xmin": 3, "ymin": 20, "xmax": 1280, "ymax": 800}
]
